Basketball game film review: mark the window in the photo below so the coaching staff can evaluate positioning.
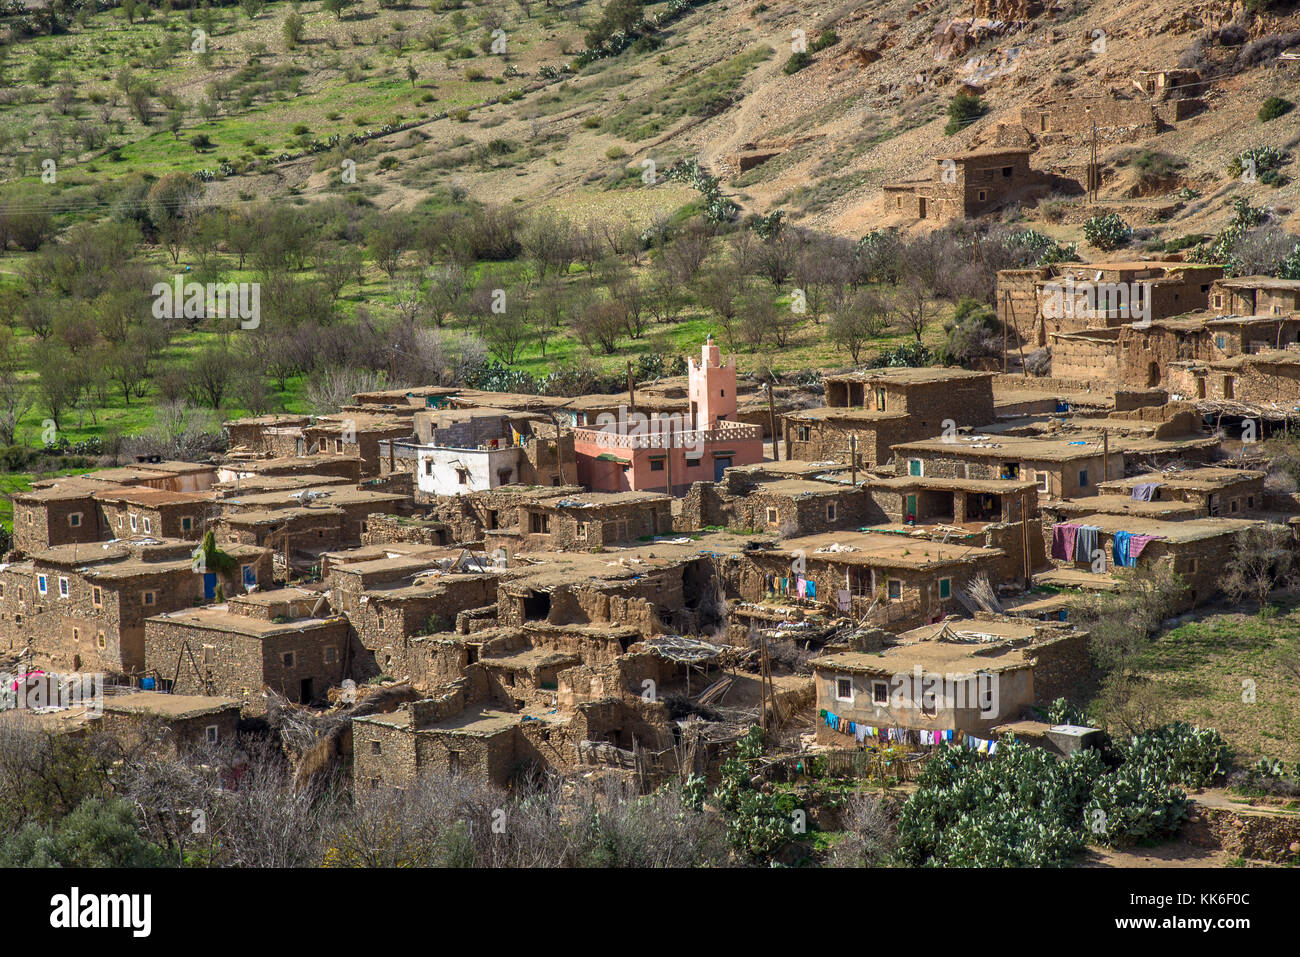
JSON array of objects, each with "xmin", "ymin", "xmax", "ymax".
[
  {"xmin": 96, "ymin": 632, "xmax": 106, "ymax": 649},
  {"xmin": 130, "ymin": 514, "xmax": 138, "ymax": 532},
  {"xmin": 766, "ymin": 507, "xmax": 779, "ymax": 526},
  {"xmin": 92, "ymin": 586, "xmax": 102, "ymax": 607},
  {"xmin": 576, "ymin": 521, "xmax": 589, "ymax": 542},
  {"xmin": 834, "ymin": 677, "xmax": 853, "ymax": 702},
  {"xmin": 142, "ymin": 591, "xmax": 156, "ymax": 606},
  {"xmin": 282, "ymin": 652, "xmax": 295, "ymax": 668},
  {"xmin": 1001, "ymin": 166, "xmax": 1012, "ymax": 177},
  {"xmin": 685, "ymin": 455, "xmax": 703, "ymax": 468},
  {"xmin": 0, "ymin": 583, "xmax": 4, "ymax": 600},
  {"xmin": 335, "ymin": 439, "xmax": 344, "ymax": 453},
  {"xmin": 58, "ymin": 577, "xmax": 69, "ymax": 598},
  {"xmin": 117, "ymin": 516, "xmax": 124, "ymax": 528},
  {"xmin": 325, "ymin": 646, "xmax": 338, "ymax": 664},
  {"xmin": 887, "ymin": 579, "xmax": 902, "ymax": 600},
  {"xmin": 425, "ymin": 459, "xmax": 434, "ymax": 476},
  {"xmin": 977, "ymin": 189, "xmax": 988, "ymax": 201},
  {"xmin": 875, "ymin": 388, "xmax": 886, "ymax": 411},
  {"xmin": 206, "ymin": 725, "xmax": 220, "ymax": 744},
  {"xmin": 182, "ymin": 516, "xmax": 193, "ymax": 532},
  {"xmin": 796, "ymin": 425, "xmax": 811, "ymax": 442},
  {"xmin": 1230, "ymin": 499, "xmax": 1238, "ymax": 513},
  {"xmin": 371, "ymin": 740, "xmax": 382, "ymax": 754},
  {"xmin": 1078, "ymin": 469, "xmax": 1089, "ymax": 488},
  {"xmin": 826, "ymin": 503, "xmax": 837, "ymax": 521},
  {"xmin": 1188, "ymin": 558, "xmax": 1199, "ymax": 574},
  {"xmin": 530, "ymin": 513, "xmax": 551, "ymax": 534},
  {"xmin": 872, "ymin": 680, "xmax": 889, "ymax": 704},
  {"xmin": 649, "ymin": 458, "xmax": 664, "ymax": 472},
  {"xmin": 457, "ymin": 469, "xmax": 469, "ymax": 485},
  {"xmin": 1213, "ymin": 295, "xmax": 1223, "ymax": 308},
  {"xmin": 908, "ymin": 459, "xmax": 922, "ymax": 477},
  {"xmin": 1215, "ymin": 334, "xmax": 1226, "ymax": 350},
  {"xmin": 68, "ymin": 513, "xmax": 82, "ymax": 528},
  {"xmin": 72, "ymin": 627, "xmax": 80, "ymax": 642},
  {"xmin": 1037, "ymin": 471, "xmax": 1050, "ymax": 494},
  {"xmin": 939, "ymin": 578, "xmax": 951, "ymax": 599},
  {"xmin": 143, "ymin": 517, "xmax": 152, "ymax": 534},
  {"xmin": 720, "ymin": 388, "xmax": 726, "ymax": 397},
  {"xmin": 37, "ymin": 575, "xmax": 47, "ymax": 596},
  {"xmin": 1248, "ymin": 495, "xmax": 1254, "ymax": 509},
  {"xmin": 202, "ymin": 645, "xmax": 213, "ymax": 665}
]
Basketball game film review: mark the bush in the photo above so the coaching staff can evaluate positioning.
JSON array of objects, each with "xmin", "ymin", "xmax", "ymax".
[
  {"xmin": 782, "ymin": 50, "xmax": 812, "ymax": 74},
  {"xmin": 870, "ymin": 341, "xmax": 933, "ymax": 368},
  {"xmin": 1117, "ymin": 722, "xmax": 1231, "ymax": 789},
  {"xmin": 1086, "ymin": 762, "xmax": 1188, "ymax": 848},
  {"xmin": 1259, "ymin": 96, "xmax": 1294, "ymax": 122},
  {"xmin": 1083, "ymin": 212, "xmax": 1132, "ymax": 251},
  {"xmin": 810, "ymin": 30, "xmax": 838, "ymax": 52},
  {"xmin": 944, "ymin": 90, "xmax": 986, "ymax": 136},
  {"xmin": 940, "ymin": 297, "xmax": 1002, "ymax": 366}
]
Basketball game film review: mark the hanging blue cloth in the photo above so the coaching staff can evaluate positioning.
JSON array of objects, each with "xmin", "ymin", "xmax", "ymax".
[{"xmin": 1113, "ymin": 530, "xmax": 1133, "ymax": 568}]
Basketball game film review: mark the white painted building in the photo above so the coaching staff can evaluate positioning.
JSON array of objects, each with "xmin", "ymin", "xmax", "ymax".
[{"xmin": 415, "ymin": 444, "xmax": 523, "ymax": 496}]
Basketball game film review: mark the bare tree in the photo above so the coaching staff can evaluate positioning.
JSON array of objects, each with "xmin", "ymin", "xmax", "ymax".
[{"xmin": 1220, "ymin": 525, "xmax": 1297, "ymax": 613}]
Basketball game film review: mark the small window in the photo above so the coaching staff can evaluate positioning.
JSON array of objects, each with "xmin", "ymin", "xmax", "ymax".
[
  {"xmin": 576, "ymin": 521, "xmax": 589, "ymax": 542},
  {"xmin": 142, "ymin": 591, "xmax": 156, "ymax": 606},
  {"xmin": 58, "ymin": 577, "xmax": 69, "ymax": 598},
  {"xmin": 425, "ymin": 459, "xmax": 434, "ymax": 476},
  {"xmin": 835, "ymin": 677, "xmax": 853, "ymax": 702},
  {"xmin": 1188, "ymin": 558, "xmax": 1199, "ymax": 574},
  {"xmin": 826, "ymin": 503, "xmax": 837, "ymax": 521},
  {"xmin": 766, "ymin": 507, "xmax": 779, "ymax": 526},
  {"xmin": 371, "ymin": 740, "xmax": 382, "ymax": 754},
  {"xmin": 130, "ymin": 514, "xmax": 138, "ymax": 532},
  {"xmin": 720, "ymin": 388, "xmax": 726, "ymax": 397},
  {"xmin": 205, "ymin": 725, "xmax": 220, "ymax": 744},
  {"xmin": 68, "ymin": 513, "xmax": 82, "ymax": 528},
  {"xmin": 0, "ymin": 583, "xmax": 4, "ymax": 599},
  {"xmin": 875, "ymin": 388, "xmax": 886, "ymax": 410},
  {"xmin": 977, "ymin": 189, "xmax": 988, "ymax": 201},
  {"xmin": 117, "ymin": 516, "xmax": 124, "ymax": 528},
  {"xmin": 92, "ymin": 587, "xmax": 102, "ymax": 607},
  {"xmin": 939, "ymin": 578, "xmax": 951, "ymax": 599},
  {"xmin": 1078, "ymin": 469, "xmax": 1089, "ymax": 488},
  {"xmin": 1230, "ymin": 499, "xmax": 1238, "ymax": 513},
  {"xmin": 143, "ymin": 517, "xmax": 152, "ymax": 534},
  {"xmin": 1001, "ymin": 166, "xmax": 1012, "ymax": 177},
  {"xmin": 908, "ymin": 459, "xmax": 922, "ymax": 477},
  {"xmin": 72, "ymin": 627, "xmax": 80, "ymax": 642},
  {"xmin": 1213, "ymin": 295, "xmax": 1223, "ymax": 308},
  {"xmin": 37, "ymin": 575, "xmax": 47, "ymax": 595},
  {"xmin": 457, "ymin": 469, "xmax": 469, "ymax": 485},
  {"xmin": 796, "ymin": 425, "xmax": 811, "ymax": 442},
  {"xmin": 96, "ymin": 632, "xmax": 106, "ymax": 649},
  {"xmin": 1037, "ymin": 471, "xmax": 1050, "ymax": 494},
  {"xmin": 182, "ymin": 516, "xmax": 193, "ymax": 532},
  {"xmin": 282, "ymin": 651, "xmax": 295, "ymax": 668},
  {"xmin": 324, "ymin": 646, "xmax": 338, "ymax": 664},
  {"xmin": 872, "ymin": 680, "xmax": 889, "ymax": 704},
  {"xmin": 1215, "ymin": 335, "xmax": 1226, "ymax": 350},
  {"xmin": 887, "ymin": 579, "xmax": 902, "ymax": 600},
  {"xmin": 1247, "ymin": 495, "xmax": 1254, "ymax": 509},
  {"xmin": 685, "ymin": 455, "xmax": 702, "ymax": 468},
  {"xmin": 650, "ymin": 458, "xmax": 664, "ymax": 472}
]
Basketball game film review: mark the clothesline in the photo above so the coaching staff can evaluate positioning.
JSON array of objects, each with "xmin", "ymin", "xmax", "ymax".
[{"xmin": 819, "ymin": 709, "xmax": 1006, "ymax": 755}]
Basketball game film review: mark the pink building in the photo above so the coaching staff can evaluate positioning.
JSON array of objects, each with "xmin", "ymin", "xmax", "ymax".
[{"xmin": 572, "ymin": 338, "xmax": 764, "ymax": 494}]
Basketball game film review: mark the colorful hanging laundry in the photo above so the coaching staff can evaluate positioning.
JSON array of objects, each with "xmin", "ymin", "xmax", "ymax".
[{"xmin": 1051, "ymin": 523, "xmax": 1079, "ymax": 561}]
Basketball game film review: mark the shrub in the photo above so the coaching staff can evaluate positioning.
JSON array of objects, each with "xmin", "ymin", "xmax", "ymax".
[
  {"xmin": 944, "ymin": 90, "xmax": 986, "ymax": 136},
  {"xmin": 782, "ymin": 50, "xmax": 813, "ymax": 74},
  {"xmin": 1086, "ymin": 762, "xmax": 1188, "ymax": 848},
  {"xmin": 1083, "ymin": 212, "xmax": 1132, "ymax": 251},
  {"xmin": 1117, "ymin": 722, "xmax": 1231, "ymax": 789},
  {"xmin": 810, "ymin": 30, "xmax": 838, "ymax": 52},
  {"xmin": 1259, "ymin": 96, "xmax": 1294, "ymax": 122}
]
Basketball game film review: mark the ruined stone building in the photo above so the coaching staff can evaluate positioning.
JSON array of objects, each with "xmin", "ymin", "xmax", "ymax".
[{"xmin": 883, "ymin": 147, "xmax": 1064, "ymax": 222}]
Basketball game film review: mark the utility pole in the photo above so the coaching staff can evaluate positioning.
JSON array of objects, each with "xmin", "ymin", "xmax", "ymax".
[
  {"xmin": 626, "ymin": 361, "xmax": 636, "ymax": 417},
  {"xmin": 664, "ymin": 417, "xmax": 674, "ymax": 496},
  {"xmin": 767, "ymin": 380, "xmax": 780, "ymax": 462},
  {"xmin": 1089, "ymin": 120, "xmax": 1098, "ymax": 203}
]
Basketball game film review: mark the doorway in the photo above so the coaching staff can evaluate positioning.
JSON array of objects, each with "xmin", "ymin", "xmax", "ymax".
[{"xmin": 299, "ymin": 678, "xmax": 314, "ymax": 704}]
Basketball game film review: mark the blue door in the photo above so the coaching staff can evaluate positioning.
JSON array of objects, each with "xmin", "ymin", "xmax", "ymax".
[
  {"xmin": 203, "ymin": 573, "xmax": 217, "ymax": 600},
  {"xmin": 714, "ymin": 457, "xmax": 732, "ymax": 482}
]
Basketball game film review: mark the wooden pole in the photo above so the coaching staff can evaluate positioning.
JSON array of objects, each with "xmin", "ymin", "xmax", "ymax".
[
  {"xmin": 1021, "ymin": 492, "xmax": 1031, "ymax": 587},
  {"xmin": 850, "ymin": 434, "xmax": 858, "ymax": 486},
  {"xmin": 664, "ymin": 417, "xmax": 674, "ymax": 496},
  {"xmin": 767, "ymin": 381, "xmax": 780, "ymax": 462},
  {"xmin": 1102, "ymin": 430, "xmax": 1109, "ymax": 482},
  {"xmin": 626, "ymin": 361, "xmax": 636, "ymax": 417}
]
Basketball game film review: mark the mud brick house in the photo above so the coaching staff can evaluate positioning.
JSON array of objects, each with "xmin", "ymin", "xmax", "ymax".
[
  {"xmin": 883, "ymin": 148, "xmax": 1060, "ymax": 222},
  {"xmin": 98, "ymin": 691, "xmax": 242, "ymax": 751},
  {"xmin": 680, "ymin": 470, "xmax": 875, "ymax": 535},
  {"xmin": 1018, "ymin": 89, "xmax": 1164, "ymax": 142},
  {"xmin": 145, "ymin": 588, "xmax": 349, "ymax": 710},
  {"xmin": 217, "ymin": 485, "xmax": 411, "ymax": 545},
  {"xmin": 215, "ymin": 454, "xmax": 362, "ymax": 485},
  {"xmin": 571, "ymin": 338, "xmax": 763, "ymax": 494},
  {"xmin": 0, "ymin": 539, "xmax": 272, "ymax": 677},
  {"xmin": 9, "ymin": 463, "xmax": 219, "ymax": 553},
  {"xmin": 1114, "ymin": 314, "xmax": 1300, "ymax": 393},
  {"xmin": 514, "ymin": 491, "xmax": 674, "ymax": 551},
  {"xmin": 222, "ymin": 414, "xmax": 314, "ymax": 453},
  {"xmin": 1168, "ymin": 348, "xmax": 1300, "ymax": 410},
  {"xmin": 303, "ymin": 414, "xmax": 411, "ymax": 478},
  {"xmin": 735, "ymin": 531, "xmax": 1008, "ymax": 632},
  {"xmin": 782, "ymin": 368, "xmax": 996, "ymax": 468},
  {"xmin": 1096, "ymin": 467, "xmax": 1267, "ymax": 517},
  {"xmin": 94, "ymin": 488, "xmax": 215, "ymax": 542},
  {"xmin": 1042, "ymin": 496, "xmax": 1205, "ymax": 524},
  {"xmin": 997, "ymin": 261, "xmax": 1220, "ymax": 348},
  {"xmin": 889, "ymin": 432, "xmax": 1125, "ymax": 501},
  {"xmin": 1133, "ymin": 68, "xmax": 1205, "ymax": 102},
  {"xmin": 1209, "ymin": 276, "xmax": 1300, "ymax": 318},
  {"xmin": 9, "ymin": 479, "xmax": 113, "ymax": 552},
  {"xmin": 865, "ymin": 475, "xmax": 1038, "ymax": 527},
  {"xmin": 216, "ymin": 507, "xmax": 348, "ymax": 567},
  {"xmin": 813, "ymin": 616, "xmax": 1088, "ymax": 742},
  {"xmin": 1040, "ymin": 514, "xmax": 1266, "ymax": 608},
  {"xmin": 327, "ymin": 555, "xmax": 502, "ymax": 680}
]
